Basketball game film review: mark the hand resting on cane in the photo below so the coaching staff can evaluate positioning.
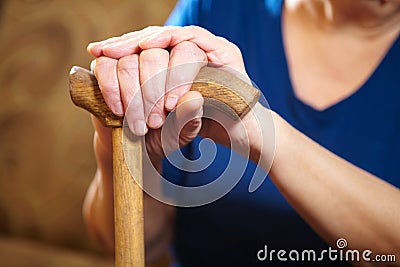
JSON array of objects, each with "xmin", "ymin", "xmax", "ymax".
[{"xmin": 85, "ymin": 25, "xmax": 400, "ymax": 263}]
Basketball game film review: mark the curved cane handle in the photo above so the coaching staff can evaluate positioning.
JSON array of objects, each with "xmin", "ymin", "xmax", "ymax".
[{"xmin": 69, "ymin": 65, "xmax": 260, "ymax": 127}]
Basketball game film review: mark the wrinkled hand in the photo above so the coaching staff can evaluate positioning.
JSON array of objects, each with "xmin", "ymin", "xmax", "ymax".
[{"xmin": 88, "ymin": 26, "xmax": 267, "ymax": 164}]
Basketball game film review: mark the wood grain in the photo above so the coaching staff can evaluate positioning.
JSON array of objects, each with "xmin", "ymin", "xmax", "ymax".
[
  {"xmin": 192, "ymin": 66, "xmax": 260, "ymax": 119},
  {"xmin": 69, "ymin": 67, "xmax": 123, "ymax": 127},
  {"xmin": 69, "ymin": 66, "xmax": 260, "ymax": 126},
  {"xmin": 112, "ymin": 128, "xmax": 144, "ymax": 267}
]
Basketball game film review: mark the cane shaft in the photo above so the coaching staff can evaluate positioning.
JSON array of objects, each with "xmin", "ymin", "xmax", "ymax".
[
  {"xmin": 112, "ymin": 128, "xmax": 144, "ymax": 267},
  {"xmin": 69, "ymin": 65, "xmax": 261, "ymax": 267}
]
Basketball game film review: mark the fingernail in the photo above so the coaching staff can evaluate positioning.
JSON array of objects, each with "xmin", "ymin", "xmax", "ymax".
[
  {"xmin": 87, "ymin": 41, "xmax": 101, "ymax": 50},
  {"xmin": 148, "ymin": 113, "xmax": 163, "ymax": 128},
  {"xmin": 165, "ymin": 95, "xmax": 178, "ymax": 110},
  {"xmin": 133, "ymin": 120, "xmax": 148, "ymax": 136},
  {"xmin": 87, "ymin": 43, "xmax": 94, "ymax": 50},
  {"xmin": 113, "ymin": 102, "xmax": 124, "ymax": 116}
]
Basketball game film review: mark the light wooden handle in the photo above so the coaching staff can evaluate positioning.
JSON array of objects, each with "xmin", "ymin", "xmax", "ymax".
[
  {"xmin": 69, "ymin": 66, "xmax": 260, "ymax": 127},
  {"xmin": 68, "ymin": 65, "xmax": 260, "ymax": 267},
  {"xmin": 69, "ymin": 67, "xmax": 146, "ymax": 267}
]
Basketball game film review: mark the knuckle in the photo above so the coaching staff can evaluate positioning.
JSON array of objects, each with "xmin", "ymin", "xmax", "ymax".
[
  {"xmin": 217, "ymin": 36, "xmax": 229, "ymax": 43},
  {"xmin": 175, "ymin": 40, "xmax": 195, "ymax": 50},
  {"xmin": 218, "ymin": 36, "xmax": 242, "ymax": 55},
  {"xmin": 138, "ymin": 26, "xmax": 161, "ymax": 39},
  {"xmin": 94, "ymin": 57, "xmax": 119, "ymax": 93},
  {"xmin": 184, "ymin": 25, "xmax": 205, "ymax": 39},
  {"xmin": 100, "ymin": 82, "xmax": 119, "ymax": 96},
  {"xmin": 117, "ymin": 55, "xmax": 139, "ymax": 75},
  {"xmin": 94, "ymin": 56, "xmax": 109, "ymax": 68},
  {"xmin": 140, "ymin": 48, "xmax": 168, "ymax": 60},
  {"xmin": 212, "ymin": 38, "xmax": 243, "ymax": 66},
  {"xmin": 186, "ymin": 25, "xmax": 205, "ymax": 33},
  {"xmin": 230, "ymin": 42, "xmax": 242, "ymax": 56},
  {"xmin": 173, "ymin": 41, "xmax": 206, "ymax": 61},
  {"xmin": 94, "ymin": 57, "xmax": 117, "ymax": 74},
  {"xmin": 140, "ymin": 48, "xmax": 169, "ymax": 63}
]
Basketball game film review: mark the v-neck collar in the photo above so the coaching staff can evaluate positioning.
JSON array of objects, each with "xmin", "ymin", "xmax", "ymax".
[{"xmin": 276, "ymin": 2, "xmax": 400, "ymax": 115}]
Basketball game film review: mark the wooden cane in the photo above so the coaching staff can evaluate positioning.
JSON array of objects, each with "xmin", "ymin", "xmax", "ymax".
[{"xmin": 69, "ymin": 66, "xmax": 260, "ymax": 267}]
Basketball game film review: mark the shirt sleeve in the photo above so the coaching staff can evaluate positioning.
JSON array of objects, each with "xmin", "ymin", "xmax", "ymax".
[{"xmin": 165, "ymin": 0, "xmax": 200, "ymax": 26}]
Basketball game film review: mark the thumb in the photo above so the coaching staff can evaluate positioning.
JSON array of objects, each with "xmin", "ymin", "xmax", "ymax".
[
  {"xmin": 159, "ymin": 91, "xmax": 203, "ymax": 156},
  {"xmin": 175, "ymin": 91, "xmax": 204, "ymax": 146}
]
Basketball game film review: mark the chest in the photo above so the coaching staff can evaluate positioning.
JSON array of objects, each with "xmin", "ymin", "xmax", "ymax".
[{"xmin": 282, "ymin": 9, "xmax": 399, "ymax": 111}]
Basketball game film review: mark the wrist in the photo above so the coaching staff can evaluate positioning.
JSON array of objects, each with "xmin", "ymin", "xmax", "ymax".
[
  {"xmin": 265, "ymin": 111, "xmax": 298, "ymax": 177},
  {"xmin": 247, "ymin": 106, "xmax": 277, "ymax": 171},
  {"xmin": 94, "ymin": 132, "xmax": 113, "ymax": 175}
]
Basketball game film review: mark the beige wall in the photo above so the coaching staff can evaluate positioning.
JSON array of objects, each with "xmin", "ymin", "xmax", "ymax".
[{"xmin": 0, "ymin": 0, "xmax": 176, "ymax": 264}]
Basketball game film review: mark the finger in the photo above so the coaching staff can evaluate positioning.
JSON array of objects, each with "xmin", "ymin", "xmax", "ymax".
[
  {"xmin": 165, "ymin": 41, "xmax": 207, "ymax": 111},
  {"xmin": 139, "ymin": 48, "xmax": 169, "ymax": 129},
  {"xmin": 117, "ymin": 54, "xmax": 148, "ymax": 136},
  {"xmin": 93, "ymin": 57, "xmax": 124, "ymax": 116},
  {"xmin": 161, "ymin": 91, "xmax": 204, "ymax": 155},
  {"xmin": 102, "ymin": 27, "xmax": 164, "ymax": 58},
  {"xmin": 87, "ymin": 36, "xmax": 121, "ymax": 57},
  {"xmin": 139, "ymin": 26, "xmax": 245, "ymax": 71},
  {"xmin": 87, "ymin": 26, "xmax": 163, "ymax": 58},
  {"xmin": 91, "ymin": 116, "xmax": 113, "ymax": 177},
  {"xmin": 175, "ymin": 91, "xmax": 204, "ymax": 145},
  {"xmin": 90, "ymin": 59, "xmax": 96, "ymax": 73},
  {"xmin": 139, "ymin": 26, "xmax": 214, "ymax": 51},
  {"xmin": 91, "ymin": 115, "xmax": 112, "ymax": 149}
]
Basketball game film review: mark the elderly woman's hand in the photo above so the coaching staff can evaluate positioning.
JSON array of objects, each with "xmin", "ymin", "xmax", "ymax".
[{"xmin": 88, "ymin": 26, "xmax": 273, "ymax": 165}]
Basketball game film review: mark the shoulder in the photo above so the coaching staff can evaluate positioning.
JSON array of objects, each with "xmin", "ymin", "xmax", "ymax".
[
  {"xmin": 165, "ymin": 0, "xmax": 202, "ymax": 26},
  {"xmin": 166, "ymin": 0, "xmax": 279, "ymax": 29}
]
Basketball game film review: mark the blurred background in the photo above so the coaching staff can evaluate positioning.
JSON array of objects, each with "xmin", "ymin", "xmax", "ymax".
[{"xmin": 0, "ymin": 0, "xmax": 176, "ymax": 266}]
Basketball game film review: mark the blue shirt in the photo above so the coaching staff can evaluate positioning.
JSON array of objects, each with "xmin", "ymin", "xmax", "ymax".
[{"xmin": 162, "ymin": 0, "xmax": 400, "ymax": 266}]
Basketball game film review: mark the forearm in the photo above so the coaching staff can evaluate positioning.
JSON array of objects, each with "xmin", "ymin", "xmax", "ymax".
[
  {"xmin": 83, "ymin": 132, "xmax": 114, "ymax": 254},
  {"xmin": 264, "ymin": 112, "xmax": 400, "ymax": 258}
]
